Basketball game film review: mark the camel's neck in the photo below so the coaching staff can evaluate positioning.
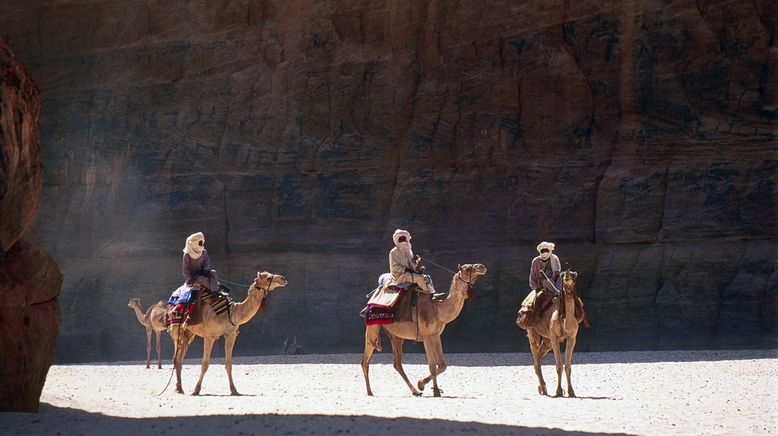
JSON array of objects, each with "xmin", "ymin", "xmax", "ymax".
[
  {"xmin": 130, "ymin": 303, "xmax": 148, "ymax": 326},
  {"xmin": 563, "ymin": 287, "xmax": 577, "ymax": 323},
  {"xmin": 436, "ymin": 275, "xmax": 469, "ymax": 324},
  {"xmin": 231, "ymin": 284, "xmax": 267, "ymax": 325}
]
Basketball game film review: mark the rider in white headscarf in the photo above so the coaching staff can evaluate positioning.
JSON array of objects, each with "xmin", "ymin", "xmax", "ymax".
[
  {"xmin": 181, "ymin": 232, "xmax": 219, "ymax": 293},
  {"xmin": 517, "ymin": 241, "xmax": 562, "ymax": 326},
  {"xmin": 389, "ymin": 229, "xmax": 431, "ymax": 293}
]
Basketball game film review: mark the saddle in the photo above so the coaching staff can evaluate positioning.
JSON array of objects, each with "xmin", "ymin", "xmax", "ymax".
[
  {"xmin": 166, "ymin": 285, "xmax": 233, "ymax": 327},
  {"xmin": 516, "ymin": 292, "xmax": 589, "ymax": 330}
]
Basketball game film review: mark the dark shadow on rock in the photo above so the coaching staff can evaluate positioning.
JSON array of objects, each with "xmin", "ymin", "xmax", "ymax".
[{"xmin": 1, "ymin": 404, "xmax": 633, "ymax": 436}]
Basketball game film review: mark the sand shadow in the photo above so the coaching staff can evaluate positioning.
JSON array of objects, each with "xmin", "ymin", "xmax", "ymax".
[
  {"xmin": 243, "ymin": 349, "xmax": 777, "ymax": 367},
  {"xmin": 1, "ymin": 404, "xmax": 635, "ymax": 436}
]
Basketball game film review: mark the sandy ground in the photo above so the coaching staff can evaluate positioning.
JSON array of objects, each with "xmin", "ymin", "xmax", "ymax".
[{"xmin": 2, "ymin": 350, "xmax": 776, "ymax": 435}]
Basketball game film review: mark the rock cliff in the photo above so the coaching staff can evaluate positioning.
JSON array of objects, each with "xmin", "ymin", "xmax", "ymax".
[
  {"xmin": 0, "ymin": 38, "xmax": 62, "ymax": 411},
  {"xmin": 0, "ymin": 0, "xmax": 774, "ymax": 363}
]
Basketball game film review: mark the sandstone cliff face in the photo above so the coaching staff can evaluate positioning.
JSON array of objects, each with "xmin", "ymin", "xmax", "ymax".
[
  {"xmin": 0, "ymin": 0, "xmax": 774, "ymax": 363},
  {"xmin": 0, "ymin": 38, "xmax": 62, "ymax": 412}
]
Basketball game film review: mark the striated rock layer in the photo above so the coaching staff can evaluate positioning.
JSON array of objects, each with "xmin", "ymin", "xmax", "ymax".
[
  {"xmin": 0, "ymin": 38, "xmax": 62, "ymax": 412},
  {"xmin": 0, "ymin": 0, "xmax": 775, "ymax": 362}
]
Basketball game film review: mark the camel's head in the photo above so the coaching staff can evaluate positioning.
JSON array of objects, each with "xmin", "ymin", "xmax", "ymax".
[
  {"xmin": 254, "ymin": 271, "xmax": 288, "ymax": 292},
  {"xmin": 561, "ymin": 270, "xmax": 578, "ymax": 292},
  {"xmin": 128, "ymin": 298, "xmax": 140, "ymax": 308},
  {"xmin": 456, "ymin": 263, "xmax": 487, "ymax": 287}
]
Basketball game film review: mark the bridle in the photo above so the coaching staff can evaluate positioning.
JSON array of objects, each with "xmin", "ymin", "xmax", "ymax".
[
  {"xmin": 455, "ymin": 268, "xmax": 475, "ymax": 299},
  {"xmin": 227, "ymin": 273, "xmax": 275, "ymax": 326}
]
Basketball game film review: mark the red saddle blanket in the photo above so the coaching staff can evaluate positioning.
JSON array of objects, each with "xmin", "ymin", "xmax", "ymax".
[{"xmin": 365, "ymin": 287, "xmax": 415, "ymax": 326}]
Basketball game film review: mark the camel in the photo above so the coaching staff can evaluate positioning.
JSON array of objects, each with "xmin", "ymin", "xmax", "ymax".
[
  {"xmin": 169, "ymin": 271, "xmax": 287, "ymax": 395},
  {"xmin": 361, "ymin": 263, "xmax": 487, "ymax": 397},
  {"xmin": 127, "ymin": 298, "xmax": 167, "ymax": 369},
  {"xmin": 525, "ymin": 270, "xmax": 582, "ymax": 397}
]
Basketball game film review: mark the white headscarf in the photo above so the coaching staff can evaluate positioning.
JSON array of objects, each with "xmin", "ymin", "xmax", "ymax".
[
  {"xmin": 536, "ymin": 241, "xmax": 555, "ymax": 261},
  {"xmin": 392, "ymin": 229, "xmax": 415, "ymax": 269},
  {"xmin": 184, "ymin": 232, "xmax": 205, "ymax": 259}
]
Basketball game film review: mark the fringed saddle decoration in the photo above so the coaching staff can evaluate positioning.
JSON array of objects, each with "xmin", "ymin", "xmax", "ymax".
[{"xmin": 165, "ymin": 286, "xmax": 234, "ymax": 327}]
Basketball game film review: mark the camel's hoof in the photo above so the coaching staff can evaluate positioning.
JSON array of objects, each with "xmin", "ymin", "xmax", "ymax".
[
  {"xmin": 537, "ymin": 385, "xmax": 546, "ymax": 395},
  {"xmin": 568, "ymin": 389, "xmax": 576, "ymax": 398},
  {"xmin": 412, "ymin": 391, "xmax": 422, "ymax": 397},
  {"xmin": 367, "ymin": 392, "xmax": 374, "ymax": 397},
  {"xmin": 230, "ymin": 390, "xmax": 240, "ymax": 396},
  {"xmin": 433, "ymin": 388, "xmax": 442, "ymax": 397},
  {"xmin": 555, "ymin": 388, "xmax": 564, "ymax": 397}
]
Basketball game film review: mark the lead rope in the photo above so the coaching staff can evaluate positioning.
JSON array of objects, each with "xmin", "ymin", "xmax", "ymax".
[{"xmin": 155, "ymin": 323, "xmax": 182, "ymax": 396}]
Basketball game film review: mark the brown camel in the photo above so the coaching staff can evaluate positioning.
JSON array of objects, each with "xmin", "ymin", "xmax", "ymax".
[
  {"xmin": 169, "ymin": 271, "xmax": 287, "ymax": 395},
  {"xmin": 361, "ymin": 263, "xmax": 487, "ymax": 397},
  {"xmin": 525, "ymin": 270, "xmax": 582, "ymax": 397},
  {"xmin": 127, "ymin": 298, "xmax": 167, "ymax": 369}
]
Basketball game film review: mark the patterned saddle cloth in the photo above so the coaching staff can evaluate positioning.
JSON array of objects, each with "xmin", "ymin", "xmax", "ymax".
[{"xmin": 166, "ymin": 286, "xmax": 232, "ymax": 327}]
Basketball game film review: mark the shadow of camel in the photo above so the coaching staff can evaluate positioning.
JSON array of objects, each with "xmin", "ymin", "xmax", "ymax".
[{"xmin": 2, "ymin": 404, "xmax": 635, "ymax": 436}]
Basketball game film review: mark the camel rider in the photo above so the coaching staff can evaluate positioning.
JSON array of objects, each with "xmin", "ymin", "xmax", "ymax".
[
  {"xmin": 389, "ymin": 229, "xmax": 434, "ymax": 294},
  {"xmin": 524, "ymin": 241, "xmax": 562, "ymax": 315},
  {"xmin": 181, "ymin": 232, "xmax": 220, "ymax": 294}
]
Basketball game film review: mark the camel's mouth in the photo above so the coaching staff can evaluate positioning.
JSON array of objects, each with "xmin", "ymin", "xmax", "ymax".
[{"xmin": 472, "ymin": 264, "xmax": 487, "ymax": 276}]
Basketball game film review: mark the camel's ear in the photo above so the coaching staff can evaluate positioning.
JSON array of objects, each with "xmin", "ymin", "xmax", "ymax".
[
  {"xmin": 457, "ymin": 264, "xmax": 462, "ymax": 270},
  {"xmin": 571, "ymin": 271, "xmax": 578, "ymax": 278},
  {"xmin": 257, "ymin": 271, "xmax": 261, "ymax": 277}
]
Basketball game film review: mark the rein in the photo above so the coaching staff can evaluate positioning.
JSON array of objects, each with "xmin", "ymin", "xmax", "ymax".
[
  {"xmin": 219, "ymin": 277, "xmax": 251, "ymax": 288},
  {"xmin": 419, "ymin": 254, "xmax": 475, "ymax": 299}
]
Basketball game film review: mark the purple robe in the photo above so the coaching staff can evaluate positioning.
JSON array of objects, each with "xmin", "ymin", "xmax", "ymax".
[
  {"xmin": 182, "ymin": 250, "xmax": 218, "ymax": 292},
  {"xmin": 529, "ymin": 254, "xmax": 561, "ymax": 293}
]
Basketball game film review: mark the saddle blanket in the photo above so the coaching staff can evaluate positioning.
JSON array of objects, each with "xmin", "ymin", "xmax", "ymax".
[
  {"xmin": 367, "ymin": 284, "xmax": 402, "ymax": 308},
  {"xmin": 202, "ymin": 288, "xmax": 231, "ymax": 315},
  {"xmin": 166, "ymin": 302, "xmax": 196, "ymax": 327},
  {"xmin": 365, "ymin": 287, "xmax": 415, "ymax": 326},
  {"xmin": 166, "ymin": 286, "xmax": 234, "ymax": 327}
]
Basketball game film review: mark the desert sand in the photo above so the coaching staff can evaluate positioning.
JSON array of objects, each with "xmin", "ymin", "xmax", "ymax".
[{"xmin": 2, "ymin": 350, "xmax": 776, "ymax": 435}]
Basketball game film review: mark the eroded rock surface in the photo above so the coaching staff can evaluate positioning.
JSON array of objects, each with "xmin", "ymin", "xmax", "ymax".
[
  {"xmin": 0, "ymin": 1, "xmax": 774, "ymax": 362},
  {"xmin": 0, "ymin": 37, "xmax": 62, "ymax": 412}
]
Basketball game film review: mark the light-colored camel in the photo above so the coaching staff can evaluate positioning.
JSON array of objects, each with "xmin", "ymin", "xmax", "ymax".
[
  {"xmin": 127, "ymin": 298, "xmax": 167, "ymax": 369},
  {"xmin": 168, "ymin": 271, "xmax": 287, "ymax": 395},
  {"xmin": 525, "ymin": 270, "xmax": 582, "ymax": 397},
  {"xmin": 361, "ymin": 263, "xmax": 487, "ymax": 397}
]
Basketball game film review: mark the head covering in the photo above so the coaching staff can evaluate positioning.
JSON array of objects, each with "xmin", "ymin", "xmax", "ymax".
[
  {"xmin": 536, "ymin": 241, "xmax": 555, "ymax": 253},
  {"xmin": 536, "ymin": 241, "xmax": 554, "ymax": 261},
  {"xmin": 392, "ymin": 229, "xmax": 415, "ymax": 268},
  {"xmin": 393, "ymin": 229, "xmax": 411, "ymax": 245},
  {"xmin": 184, "ymin": 232, "xmax": 205, "ymax": 259}
]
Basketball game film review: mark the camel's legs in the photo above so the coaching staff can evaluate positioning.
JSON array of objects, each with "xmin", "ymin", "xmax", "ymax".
[
  {"xmin": 550, "ymin": 337, "xmax": 564, "ymax": 397},
  {"xmin": 155, "ymin": 330, "xmax": 163, "ymax": 369},
  {"xmin": 145, "ymin": 328, "xmax": 153, "ymax": 369},
  {"xmin": 528, "ymin": 331, "xmax": 548, "ymax": 396},
  {"xmin": 419, "ymin": 336, "xmax": 446, "ymax": 397},
  {"xmin": 224, "ymin": 333, "xmax": 240, "ymax": 396},
  {"xmin": 192, "ymin": 336, "xmax": 216, "ymax": 396},
  {"xmin": 565, "ymin": 334, "xmax": 577, "ymax": 397},
  {"xmin": 361, "ymin": 325, "xmax": 380, "ymax": 396},
  {"xmin": 171, "ymin": 329, "xmax": 193, "ymax": 394},
  {"xmin": 388, "ymin": 334, "xmax": 421, "ymax": 396}
]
